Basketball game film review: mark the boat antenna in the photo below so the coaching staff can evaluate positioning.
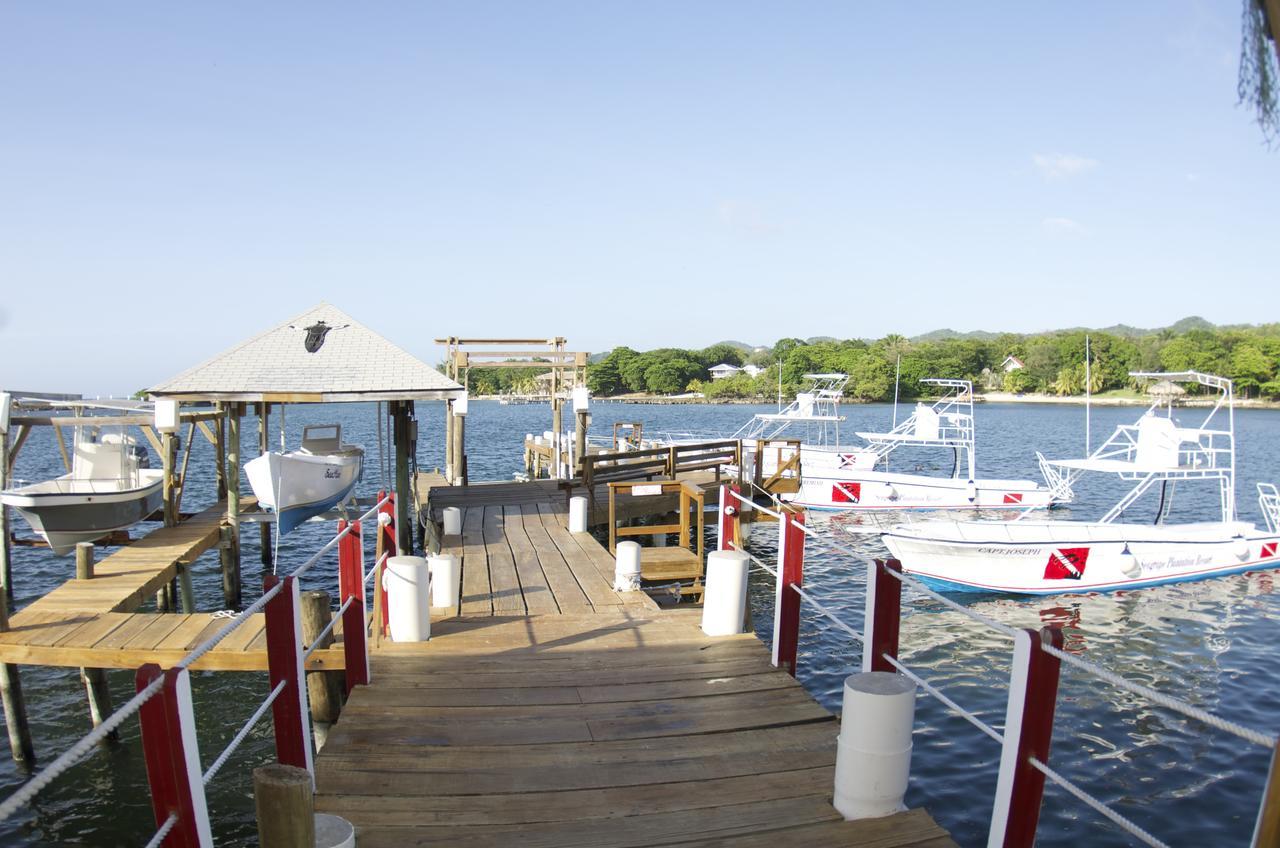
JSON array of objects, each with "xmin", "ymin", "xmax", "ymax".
[
  {"xmin": 776, "ymin": 358, "xmax": 782, "ymax": 412},
  {"xmin": 891, "ymin": 354, "xmax": 902, "ymax": 428},
  {"xmin": 1084, "ymin": 335, "xmax": 1091, "ymax": 455}
]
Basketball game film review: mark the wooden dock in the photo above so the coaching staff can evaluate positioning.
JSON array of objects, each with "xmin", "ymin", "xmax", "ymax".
[
  {"xmin": 324, "ymin": 479, "xmax": 959, "ymax": 847},
  {"xmin": 0, "ymin": 498, "xmax": 345, "ymax": 672},
  {"xmin": 316, "ymin": 612, "xmax": 955, "ymax": 847}
]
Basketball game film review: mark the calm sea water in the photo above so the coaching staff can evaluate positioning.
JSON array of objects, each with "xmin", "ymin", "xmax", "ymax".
[{"xmin": 2, "ymin": 400, "xmax": 1278, "ymax": 846}]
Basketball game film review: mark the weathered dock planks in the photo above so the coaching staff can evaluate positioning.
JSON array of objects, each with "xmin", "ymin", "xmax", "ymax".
[{"xmin": 315, "ymin": 613, "xmax": 956, "ymax": 847}]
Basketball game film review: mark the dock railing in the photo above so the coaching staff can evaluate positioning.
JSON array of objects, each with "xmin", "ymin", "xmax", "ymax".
[
  {"xmin": 579, "ymin": 439, "xmax": 741, "ymax": 515},
  {"xmin": 0, "ymin": 491, "xmax": 398, "ymax": 846},
  {"xmin": 719, "ymin": 484, "xmax": 1280, "ymax": 848}
]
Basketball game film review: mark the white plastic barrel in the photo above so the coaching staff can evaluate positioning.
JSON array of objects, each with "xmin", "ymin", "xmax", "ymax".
[
  {"xmin": 701, "ymin": 550, "xmax": 749, "ymax": 636},
  {"xmin": 614, "ymin": 541, "xmax": 642, "ymax": 592},
  {"xmin": 384, "ymin": 556, "xmax": 431, "ymax": 642},
  {"xmin": 315, "ymin": 813, "xmax": 356, "ymax": 848},
  {"xmin": 442, "ymin": 507, "xmax": 462, "ymax": 536},
  {"xmin": 569, "ymin": 496, "xmax": 588, "ymax": 533},
  {"xmin": 428, "ymin": 554, "xmax": 460, "ymax": 608},
  {"xmin": 833, "ymin": 672, "xmax": 916, "ymax": 819}
]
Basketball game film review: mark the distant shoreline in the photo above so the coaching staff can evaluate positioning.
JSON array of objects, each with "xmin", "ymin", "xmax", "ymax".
[{"xmin": 477, "ymin": 392, "xmax": 1280, "ymax": 410}]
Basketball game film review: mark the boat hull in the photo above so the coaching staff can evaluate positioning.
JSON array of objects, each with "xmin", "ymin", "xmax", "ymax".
[
  {"xmin": 882, "ymin": 519, "xmax": 1280, "ymax": 594},
  {"xmin": 0, "ymin": 470, "xmax": 164, "ymax": 555},
  {"xmin": 245, "ymin": 449, "xmax": 363, "ymax": 536},
  {"xmin": 788, "ymin": 468, "xmax": 1056, "ymax": 512}
]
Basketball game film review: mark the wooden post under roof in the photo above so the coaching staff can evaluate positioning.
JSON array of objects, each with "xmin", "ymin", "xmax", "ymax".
[
  {"xmin": 224, "ymin": 403, "xmax": 243, "ymax": 607},
  {"xmin": 393, "ymin": 402, "xmax": 412, "ymax": 553},
  {"xmin": 444, "ymin": 398, "xmax": 454, "ymax": 484},
  {"xmin": 0, "ymin": 426, "xmax": 11, "ymax": 601},
  {"xmin": 0, "ymin": 426, "xmax": 34, "ymax": 764},
  {"xmin": 258, "ymin": 402, "xmax": 272, "ymax": 568},
  {"xmin": 214, "ymin": 402, "xmax": 227, "ymax": 501}
]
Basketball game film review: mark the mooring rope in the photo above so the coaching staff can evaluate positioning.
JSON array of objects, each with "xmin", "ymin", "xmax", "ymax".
[
  {"xmin": 203, "ymin": 680, "xmax": 287, "ymax": 786},
  {"xmin": 1028, "ymin": 757, "xmax": 1171, "ymax": 848},
  {"xmin": 143, "ymin": 813, "xmax": 179, "ymax": 848}
]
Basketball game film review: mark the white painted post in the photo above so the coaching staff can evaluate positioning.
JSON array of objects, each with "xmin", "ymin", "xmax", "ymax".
[
  {"xmin": 833, "ymin": 672, "xmax": 916, "ymax": 820},
  {"xmin": 701, "ymin": 550, "xmax": 749, "ymax": 636},
  {"xmin": 568, "ymin": 496, "xmax": 588, "ymax": 533}
]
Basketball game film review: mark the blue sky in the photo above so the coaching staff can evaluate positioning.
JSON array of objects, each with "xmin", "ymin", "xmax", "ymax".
[{"xmin": 1, "ymin": 2, "xmax": 1276, "ymax": 394}]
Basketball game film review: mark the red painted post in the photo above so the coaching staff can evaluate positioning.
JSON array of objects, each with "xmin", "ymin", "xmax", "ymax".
[
  {"xmin": 718, "ymin": 484, "xmax": 741, "ymax": 552},
  {"xmin": 263, "ymin": 575, "xmax": 313, "ymax": 775},
  {"xmin": 336, "ymin": 519, "xmax": 369, "ymax": 693},
  {"xmin": 988, "ymin": 626, "xmax": 1064, "ymax": 848},
  {"xmin": 862, "ymin": 558, "xmax": 904, "ymax": 673},
  {"xmin": 136, "ymin": 664, "xmax": 213, "ymax": 848},
  {"xmin": 378, "ymin": 492, "xmax": 396, "ymax": 636},
  {"xmin": 771, "ymin": 508, "xmax": 805, "ymax": 675}
]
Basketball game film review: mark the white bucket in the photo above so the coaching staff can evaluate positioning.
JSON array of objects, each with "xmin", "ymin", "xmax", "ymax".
[
  {"xmin": 569, "ymin": 496, "xmax": 588, "ymax": 533},
  {"xmin": 315, "ymin": 813, "xmax": 356, "ymax": 848},
  {"xmin": 441, "ymin": 507, "xmax": 462, "ymax": 536},
  {"xmin": 701, "ymin": 550, "xmax": 749, "ymax": 636},
  {"xmin": 383, "ymin": 556, "xmax": 431, "ymax": 642},
  {"xmin": 833, "ymin": 672, "xmax": 916, "ymax": 819},
  {"xmin": 614, "ymin": 541, "xmax": 642, "ymax": 592},
  {"xmin": 428, "ymin": 554, "xmax": 460, "ymax": 608}
]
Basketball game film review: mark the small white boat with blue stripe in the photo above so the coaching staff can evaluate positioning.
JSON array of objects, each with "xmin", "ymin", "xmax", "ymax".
[{"xmin": 245, "ymin": 424, "xmax": 363, "ymax": 536}]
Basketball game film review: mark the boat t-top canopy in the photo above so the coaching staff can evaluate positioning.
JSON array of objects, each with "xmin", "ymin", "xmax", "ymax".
[
  {"xmin": 1035, "ymin": 371, "xmax": 1237, "ymax": 523},
  {"xmin": 147, "ymin": 303, "xmax": 463, "ymax": 403},
  {"xmin": 732, "ymin": 374, "xmax": 847, "ymax": 441}
]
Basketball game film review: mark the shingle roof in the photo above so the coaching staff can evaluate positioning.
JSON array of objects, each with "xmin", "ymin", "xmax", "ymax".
[{"xmin": 148, "ymin": 303, "xmax": 462, "ymax": 402}]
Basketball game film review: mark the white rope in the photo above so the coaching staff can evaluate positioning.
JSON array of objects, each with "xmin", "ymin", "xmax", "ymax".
[
  {"xmin": 882, "ymin": 566, "xmax": 1021, "ymax": 640},
  {"xmin": 177, "ymin": 582, "xmax": 285, "ymax": 671},
  {"xmin": 303, "ymin": 596, "xmax": 354, "ymax": 661},
  {"xmin": 203, "ymin": 680, "xmax": 286, "ymax": 786},
  {"xmin": 143, "ymin": 813, "xmax": 179, "ymax": 848},
  {"xmin": 290, "ymin": 493, "xmax": 391, "ymax": 581},
  {"xmin": 727, "ymin": 540, "xmax": 777, "ymax": 577},
  {"xmin": 881, "ymin": 654, "xmax": 1003, "ymax": 744},
  {"xmin": 790, "ymin": 584, "xmax": 865, "ymax": 645},
  {"xmin": 0, "ymin": 675, "xmax": 165, "ymax": 822},
  {"xmin": 1028, "ymin": 757, "xmax": 1171, "ymax": 848},
  {"xmin": 1040, "ymin": 642, "xmax": 1276, "ymax": 748},
  {"xmin": 727, "ymin": 488, "xmax": 784, "ymax": 521},
  {"xmin": 364, "ymin": 550, "xmax": 389, "ymax": 584}
]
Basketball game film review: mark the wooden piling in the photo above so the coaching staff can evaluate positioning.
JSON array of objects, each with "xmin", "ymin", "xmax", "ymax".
[
  {"xmin": 300, "ymin": 590, "xmax": 342, "ymax": 750},
  {"xmin": 444, "ymin": 399, "xmax": 454, "ymax": 483},
  {"xmin": 73, "ymin": 543, "xmax": 117, "ymax": 738},
  {"xmin": 258, "ymin": 402, "xmax": 272, "ymax": 568},
  {"xmin": 253, "ymin": 763, "xmax": 315, "ymax": 848},
  {"xmin": 574, "ymin": 409, "xmax": 589, "ymax": 476},
  {"xmin": 225, "ymin": 404, "xmax": 243, "ymax": 607},
  {"xmin": 214, "ymin": 402, "xmax": 228, "ymax": 501},
  {"xmin": 1, "ymin": 426, "xmax": 13, "ymax": 600},
  {"xmin": 393, "ymin": 403, "xmax": 413, "ymax": 552},
  {"xmin": 0, "ymin": 509, "xmax": 34, "ymax": 764},
  {"xmin": 161, "ymin": 429, "xmax": 177, "ymax": 528}
]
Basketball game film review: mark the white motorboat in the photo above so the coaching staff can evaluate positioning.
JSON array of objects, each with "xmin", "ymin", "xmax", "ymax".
[
  {"xmin": 879, "ymin": 372, "xmax": 1280, "ymax": 594},
  {"xmin": 737, "ymin": 376, "xmax": 1057, "ymax": 511},
  {"xmin": 245, "ymin": 424, "xmax": 363, "ymax": 536},
  {"xmin": 0, "ymin": 429, "xmax": 163, "ymax": 555}
]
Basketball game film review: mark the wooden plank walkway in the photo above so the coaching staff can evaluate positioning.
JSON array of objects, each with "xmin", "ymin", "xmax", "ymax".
[
  {"xmin": 316, "ymin": 613, "xmax": 956, "ymax": 847},
  {"xmin": 433, "ymin": 498, "xmax": 659, "ymax": 619},
  {"xmin": 0, "ymin": 497, "xmax": 345, "ymax": 671}
]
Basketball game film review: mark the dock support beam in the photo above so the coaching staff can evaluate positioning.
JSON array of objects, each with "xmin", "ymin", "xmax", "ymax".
[
  {"xmin": 254, "ymin": 763, "xmax": 314, "ymax": 848},
  {"xmin": 301, "ymin": 590, "xmax": 342, "ymax": 750},
  {"xmin": 444, "ymin": 399, "xmax": 454, "ymax": 483},
  {"xmin": 258, "ymin": 402, "xmax": 272, "ymax": 568},
  {"xmin": 393, "ymin": 402, "xmax": 414, "ymax": 553},
  {"xmin": 76, "ymin": 544, "xmax": 117, "ymax": 741},
  {"xmin": 0, "ymin": 425, "xmax": 34, "ymax": 765},
  {"xmin": 223, "ymin": 404, "xmax": 243, "ymax": 608}
]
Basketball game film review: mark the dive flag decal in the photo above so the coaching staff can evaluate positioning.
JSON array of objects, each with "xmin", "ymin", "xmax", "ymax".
[
  {"xmin": 832, "ymin": 482, "xmax": 862, "ymax": 504},
  {"xmin": 1003, "ymin": 492, "xmax": 1024, "ymax": 505},
  {"xmin": 1263, "ymin": 543, "xmax": 1278, "ymax": 559},
  {"xmin": 1044, "ymin": 547, "xmax": 1089, "ymax": 580}
]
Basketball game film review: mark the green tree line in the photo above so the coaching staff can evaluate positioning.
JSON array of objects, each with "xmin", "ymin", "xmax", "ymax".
[{"xmin": 581, "ymin": 325, "xmax": 1280, "ymax": 401}]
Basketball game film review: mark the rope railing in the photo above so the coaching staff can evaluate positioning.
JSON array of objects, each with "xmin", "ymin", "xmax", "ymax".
[
  {"xmin": 721, "ymin": 484, "xmax": 1279, "ymax": 848},
  {"xmin": 0, "ymin": 674, "xmax": 166, "ymax": 822},
  {"xmin": 1027, "ymin": 757, "xmax": 1170, "ymax": 848},
  {"xmin": 303, "ymin": 596, "xmax": 354, "ymax": 662},
  {"xmin": 203, "ymin": 679, "xmax": 287, "ymax": 786},
  {"xmin": 0, "ymin": 491, "xmax": 393, "ymax": 834},
  {"xmin": 143, "ymin": 813, "xmax": 179, "ymax": 848}
]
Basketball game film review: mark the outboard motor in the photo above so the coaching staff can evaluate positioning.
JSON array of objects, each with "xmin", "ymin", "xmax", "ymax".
[{"xmin": 128, "ymin": 444, "xmax": 151, "ymax": 470}]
